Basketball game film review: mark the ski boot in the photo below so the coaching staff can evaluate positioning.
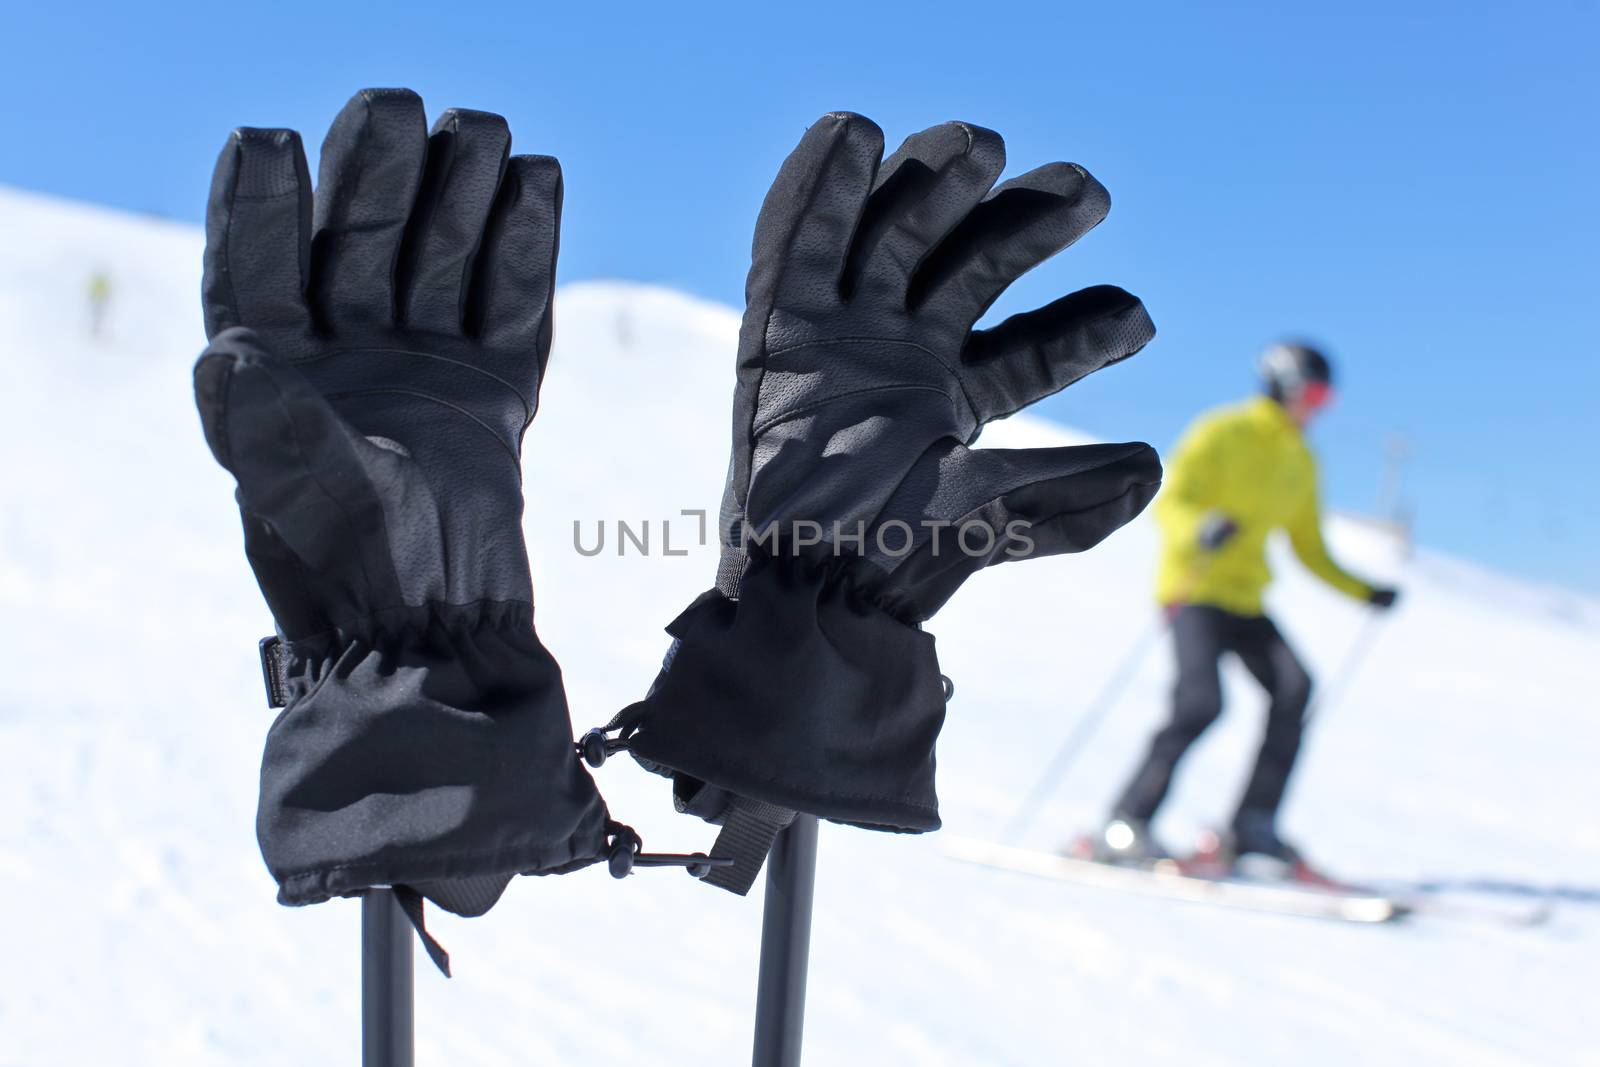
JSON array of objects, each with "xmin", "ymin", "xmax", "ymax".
[
  {"xmin": 1213, "ymin": 812, "xmax": 1339, "ymax": 886},
  {"xmin": 1085, "ymin": 812, "xmax": 1171, "ymax": 868}
]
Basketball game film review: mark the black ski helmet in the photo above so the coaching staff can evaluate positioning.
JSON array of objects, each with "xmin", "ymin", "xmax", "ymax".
[{"xmin": 1258, "ymin": 341, "xmax": 1333, "ymax": 404}]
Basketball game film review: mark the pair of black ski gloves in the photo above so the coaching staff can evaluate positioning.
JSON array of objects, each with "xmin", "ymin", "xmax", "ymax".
[{"xmin": 195, "ymin": 90, "xmax": 1160, "ymax": 928}]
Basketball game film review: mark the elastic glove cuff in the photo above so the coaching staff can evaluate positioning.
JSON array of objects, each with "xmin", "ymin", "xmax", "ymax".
[
  {"xmin": 260, "ymin": 602, "xmax": 610, "ymax": 913},
  {"xmin": 617, "ymin": 552, "xmax": 946, "ymax": 833}
]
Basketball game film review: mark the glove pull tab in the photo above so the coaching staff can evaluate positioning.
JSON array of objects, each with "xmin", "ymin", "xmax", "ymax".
[
  {"xmin": 389, "ymin": 886, "xmax": 452, "ymax": 977},
  {"xmin": 701, "ymin": 796, "xmax": 798, "ymax": 896}
]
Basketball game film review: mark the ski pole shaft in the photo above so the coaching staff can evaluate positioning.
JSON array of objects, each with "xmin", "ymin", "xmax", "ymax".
[
  {"xmin": 1002, "ymin": 619, "xmax": 1166, "ymax": 842},
  {"xmin": 751, "ymin": 814, "xmax": 819, "ymax": 1067},
  {"xmin": 1001, "ymin": 561, "xmax": 1215, "ymax": 844},
  {"xmin": 362, "ymin": 889, "xmax": 414, "ymax": 1067},
  {"xmin": 1302, "ymin": 608, "xmax": 1388, "ymax": 728}
]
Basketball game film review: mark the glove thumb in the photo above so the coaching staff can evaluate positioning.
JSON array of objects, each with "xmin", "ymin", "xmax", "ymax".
[
  {"xmin": 194, "ymin": 326, "xmax": 407, "ymax": 634},
  {"xmin": 874, "ymin": 440, "xmax": 1161, "ymax": 619}
]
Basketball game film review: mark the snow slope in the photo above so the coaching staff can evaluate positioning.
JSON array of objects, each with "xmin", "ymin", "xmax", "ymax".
[{"xmin": 1, "ymin": 184, "xmax": 1596, "ymax": 1066}]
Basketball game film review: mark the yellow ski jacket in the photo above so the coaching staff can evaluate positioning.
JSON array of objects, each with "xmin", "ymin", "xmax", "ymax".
[{"xmin": 1154, "ymin": 396, "xmax": 1373, "ymax": 616}]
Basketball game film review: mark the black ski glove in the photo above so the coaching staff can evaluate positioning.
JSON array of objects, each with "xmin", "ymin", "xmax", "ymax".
[
  {"xmin": 1368, "ymin": 586, "xmax": 1400, "ymax": 610},
  {"xmin": 606, "ymin": 114, "xmax": 1161, "ymax": 892},
  {"xmin": 1196, "ymin": 512, "xmax": 1239, "ymax": 552},
  {"xmin": 194, "ymin": 89, "xmax": 612, "ymax": 920}
]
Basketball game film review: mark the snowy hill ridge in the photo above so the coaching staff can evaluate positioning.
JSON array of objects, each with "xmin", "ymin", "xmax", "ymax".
[{"xmin": 2, "ymin": 183, "xmax": 1596, "ymax": 1066}]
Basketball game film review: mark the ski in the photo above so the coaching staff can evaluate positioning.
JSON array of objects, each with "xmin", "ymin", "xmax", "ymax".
[
  {"xmin": 1181, "ymin": 835, "xmax": 1554, "ymax": 928},
  {"xmin": 941, "ymin": 836, "xmax": 1410, "ymax": 924},
  {"xmin": 1374, "ymin": 887, "xmax": 1552, "ymax": 929}
]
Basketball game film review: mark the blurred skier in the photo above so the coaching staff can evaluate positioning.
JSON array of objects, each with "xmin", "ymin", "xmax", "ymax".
[
  {"xmin": 1095, "ymin": 342, "xmax": 1399, "ymax": 874},
  {"xmin": 87, "ymin": 270, "xmax": 111, "ymax": 338}
]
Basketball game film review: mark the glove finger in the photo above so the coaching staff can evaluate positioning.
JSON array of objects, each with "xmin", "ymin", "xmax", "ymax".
[
  {"xmin": 469, "ymin": 154, "xmax": 561, "ymax": 364},
  {"xmin": 872, "ymin": 441, "xmax": 1161, "ymax": 619},
  {"xmin": 910, "ymin": 162, "xmax": 1110, "ymax": 329},
  {"xmin": 841, "ymin": 122, "xmax": 1004, "ymax": 302},
  {"xmin": 752, "ymin": 112, "xmax": 884, "ymax": 313},
  {"xmin": 194, "ymin": 326, "xmax": 404, "ymax": 621},
  {"xmin": 400, "ymin": 108, "xmax": 512, "ymax": 334},
  {"xmin": 310, "ymin": 88, "xmax": 428, "ymax": 331},
  {"xmin": 961, "ymin": 285, "xmax": 1154, "ymax": 423},
  {"xmin": 202, "ymin": 128, "xmax": 314, "ymax": 341},
  {"xmin": 971, "ymin": 441, "xmax": 1161, "ymax": 556}
]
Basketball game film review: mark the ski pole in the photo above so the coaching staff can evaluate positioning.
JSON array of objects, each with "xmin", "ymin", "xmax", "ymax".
[
  {"xmin": 362, "ymin": 888, "xmax": 414, "ymax": 1067},
  {"xmin": 751, "ymin": 814, "xmax": 819, "ymax": 1067},
  {"xmin": 1301, "ymin": 606, "xmax": 1389, "ymax": 728},
  {"xmin": 1002, "ymin": 560, "xmax": 1214, "ymax": 844},
  {"xmin": 1001, "ymin": 618, "xmax": 1166, "ymax": 843}
]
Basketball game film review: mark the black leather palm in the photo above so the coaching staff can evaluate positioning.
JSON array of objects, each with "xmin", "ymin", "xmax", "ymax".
[
  {"xmin": 622, "ymin": 115, "xmax": 1160, "ymax": 877},
  {"xmin": 194, "ymin": 89, "xmax": 609, "ymax": 916}
]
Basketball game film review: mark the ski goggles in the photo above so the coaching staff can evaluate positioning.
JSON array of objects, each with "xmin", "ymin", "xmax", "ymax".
[{"xmin": 1300, "ymin": 380, "xmax": 1334, "ymax": 410}]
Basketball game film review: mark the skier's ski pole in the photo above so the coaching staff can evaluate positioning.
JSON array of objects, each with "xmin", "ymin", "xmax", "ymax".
[
  {"xmin": 1002, "ymin": 561, "xmax": 1213, "ymax": 844},
  {"xmin": 752, "ymin": 814, "xmax": 819, "ymax": 1067},
  {"xmin": 1302, "ymin": 607, "xmax": 1389, "ymax": 728},
  {"xmin": 1001, "ymin": 619, "xmax": 1166, "ymax": 842},
  {"xmin": 362, "ymin": 888, "xmax": 414, "ymax": 1067}
]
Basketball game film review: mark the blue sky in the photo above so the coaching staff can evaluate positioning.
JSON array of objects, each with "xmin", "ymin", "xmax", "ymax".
[{"xmin": 7, "ymin": 1, "xmax": 1596, "ymax": 590}]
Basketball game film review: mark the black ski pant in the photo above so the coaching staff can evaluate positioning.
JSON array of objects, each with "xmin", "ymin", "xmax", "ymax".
[{"xmin": 1114, "ymin": 605, "xmax": 1312, "ymax": 826}]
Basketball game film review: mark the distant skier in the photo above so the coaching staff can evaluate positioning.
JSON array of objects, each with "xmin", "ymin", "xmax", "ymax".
[
  {"xmin": 1095, "ymin": 342, "xmax": 1399, "ymax": 872},
  {"xmin": 87, "ymin": 270, "xmax": 111, "ymax": 338}
]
